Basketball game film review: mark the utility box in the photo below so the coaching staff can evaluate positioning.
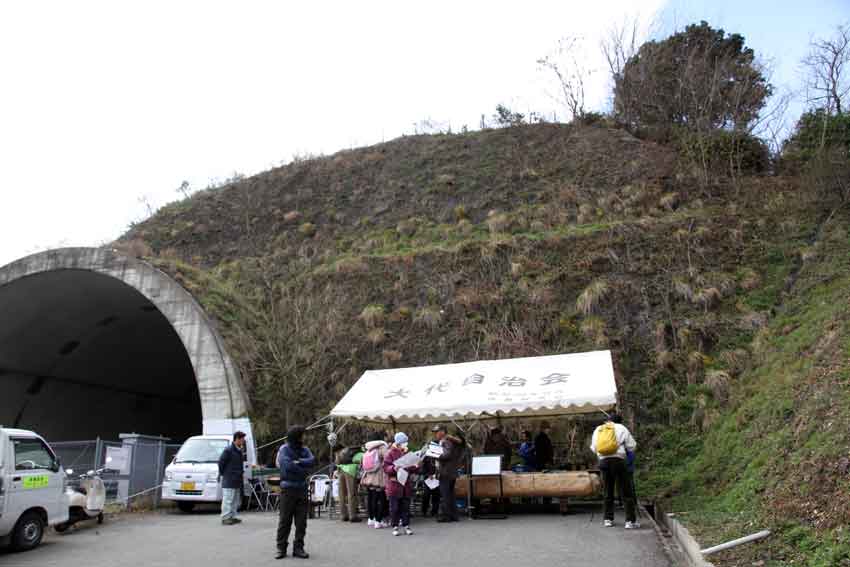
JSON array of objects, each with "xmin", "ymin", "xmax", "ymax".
[{"xmin": 120, "ymin": 433, "xmax": 170, "ymax": 507}]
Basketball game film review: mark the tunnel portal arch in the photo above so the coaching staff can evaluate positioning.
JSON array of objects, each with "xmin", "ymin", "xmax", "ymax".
[{"xmin": 0, "ymin": 247, "xmax": 250, "ymax": 441}]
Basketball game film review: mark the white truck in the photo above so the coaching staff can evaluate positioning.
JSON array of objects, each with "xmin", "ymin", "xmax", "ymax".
[
  {"xmin": 161, "ymin": 429, "xmax": 257, "ymax": 513},
  {"xmin": 0, "ymin": 427, "xmax": 69, "ymax": 552}
]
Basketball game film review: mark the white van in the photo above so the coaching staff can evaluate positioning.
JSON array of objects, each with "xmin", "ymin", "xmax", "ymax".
[
  {"xmin": 0, "ymin": 427, "xmax": 69, "ymax": 551},
  {"xmin": 162, "ymin": 435, "xmax": 249, "ymax": 512}
]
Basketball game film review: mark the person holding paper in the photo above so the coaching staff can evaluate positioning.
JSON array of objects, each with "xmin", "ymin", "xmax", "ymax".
[
  {"xmin": 383, "ymin": 432, "xmax": 419, "ymax": 536},
  {"xmin": 434, "ymin": 425, "xmax": 464, "ymax": 523},
  {"xmin": 420, "ymin": 437, "xmax": 441, "ymax": 517}
]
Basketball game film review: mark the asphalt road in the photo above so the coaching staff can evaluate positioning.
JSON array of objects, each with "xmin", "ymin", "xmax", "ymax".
[{"xmin": 1, "ymin": 505, "xmax": 672, "ymax": 567}]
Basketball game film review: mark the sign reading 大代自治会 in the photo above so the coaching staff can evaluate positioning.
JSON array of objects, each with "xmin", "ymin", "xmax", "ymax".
[
  {"xmin": 331, "ymin": 350, "xmax": 618, "ymax": 422},
  {"xmin": 22, "ymin": 475, "xmax": 49, "ymax": 489}
]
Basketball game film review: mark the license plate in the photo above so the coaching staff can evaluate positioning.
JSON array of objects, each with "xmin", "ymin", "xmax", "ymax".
[{"xmin": 180, "ymin": 482, "xmax": 196, "ymax": 491}]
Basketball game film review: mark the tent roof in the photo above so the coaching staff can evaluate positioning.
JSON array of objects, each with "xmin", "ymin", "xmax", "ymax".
[{"xmin": 330, "ymin": 350, "xmax": 617, "ymax": 424}]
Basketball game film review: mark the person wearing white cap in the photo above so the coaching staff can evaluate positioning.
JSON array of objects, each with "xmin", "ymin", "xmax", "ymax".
[{"xmin": 382, "ymin": 432, "xmax": 419, "ymax": 536}]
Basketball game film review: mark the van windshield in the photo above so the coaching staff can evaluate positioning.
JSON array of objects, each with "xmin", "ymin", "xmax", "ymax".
[{"xmin": 175, "ymin": 439, "xmax": 230, "ymax": 464}]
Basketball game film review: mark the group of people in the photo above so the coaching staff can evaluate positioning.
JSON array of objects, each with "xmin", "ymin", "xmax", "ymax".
[
  {"xmin": 488, "ymin": 421, "xmax": 555, "ymax": 471},
  {"xmin": 214, "ymin": 413, "xmax": 639, "ymax": 561},
  {"xmin": 333, "ymin": 424, "xmax": 465, "ymax": 536}
]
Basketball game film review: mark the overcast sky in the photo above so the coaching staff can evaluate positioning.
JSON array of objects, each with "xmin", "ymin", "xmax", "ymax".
[{"xmin": 1, "ymin": 1, "xmax": 847, "ymax": 267}]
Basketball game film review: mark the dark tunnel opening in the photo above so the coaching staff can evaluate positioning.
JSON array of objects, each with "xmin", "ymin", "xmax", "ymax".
[{"xmin": 0, "ymin": 269, "xmax": 202, "ymax": 442}]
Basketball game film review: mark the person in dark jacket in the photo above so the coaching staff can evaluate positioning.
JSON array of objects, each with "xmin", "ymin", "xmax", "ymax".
[
  {"xmin": 534, "ymin": 421, "xmax": 554, "ymax": 470},
  {"xmin": 218, "ymin": 431, "xmax": 246, "ymax": 525},
  {"xmin": 483, "ymin": 427, "xmax": 513, "ymax": 470},
  {"xmin": 276, "ymin": 426, "xmax": 315, "ymax": 559},
  {"xmin": 420, "ymin": 433, "xmax": 441, "ymax": 517},
  {"xmin": 435, "ymin": 425, "xmax": 464, "ymax": 522}
]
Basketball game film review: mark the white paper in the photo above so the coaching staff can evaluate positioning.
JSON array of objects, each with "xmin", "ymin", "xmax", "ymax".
[
  {"xmin": 392, "ymin": 452, "xmax": 421, "ymax": 469},
  {"xmin": 397, "ymin": 469, "xmax": 409, "ymax": 485},
  {"xmin": 425, "ymin": 477, "xmax": 440, "ymax": 490},
  {"xmin": 425, "ymin": 445, "xmax": 443, "ymax": 458}
]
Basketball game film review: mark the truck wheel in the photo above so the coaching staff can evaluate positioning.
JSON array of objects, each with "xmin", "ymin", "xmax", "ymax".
[
  {"xmin": 12, "ymin": 511, "xmax": 45, "ymax": 551},
  {"xmin": 177, "ymin": 501, "xmax": 195, "ymax": 513},
  {"xmin": 97, "ymin": 513, "xmax": 104, "ymax": 524}
]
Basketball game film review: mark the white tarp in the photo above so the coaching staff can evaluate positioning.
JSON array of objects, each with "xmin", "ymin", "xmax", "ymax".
[{"xmin": 330, "ymin": 350, "xmax": 617, "ymax": 423}]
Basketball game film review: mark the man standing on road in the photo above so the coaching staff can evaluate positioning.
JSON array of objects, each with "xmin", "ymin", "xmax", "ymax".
[
  {"xmin": 276, "ymin": 425, "xmax": 315, "ymax": 559},
  {"xmin": 591, "ymin": 413, "xmax": 638, "ymax": 529},
  {"xmin": 434, "ymin": 425, "xmax": 464, "ymax": 523},
  {"xmin": 218, "ymin": 431, "xmax": 246, "ymax": 526}
]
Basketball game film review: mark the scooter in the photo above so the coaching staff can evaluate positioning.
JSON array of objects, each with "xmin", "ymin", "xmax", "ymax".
[{"xmin": 54, "ymin": 467, "xmax": 108, "ymax": 533}]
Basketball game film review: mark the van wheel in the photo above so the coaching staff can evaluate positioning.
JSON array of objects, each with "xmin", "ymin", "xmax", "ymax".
[
  {"xmin": 177, "ymin": 501, "xmax": 195, "ymax": 513},
  {"xmin": 97, "ymin": 513, "xmax": 104, "ymax": 524},
  {"xmin": 12, "ymin": 511, "xmax": 45, "ymax": 551}
]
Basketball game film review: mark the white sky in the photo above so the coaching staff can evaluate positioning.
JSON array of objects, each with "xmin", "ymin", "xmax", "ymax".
[{"xmin": 7, "ymin": 0, "xmax": 798, "ymax": 267}]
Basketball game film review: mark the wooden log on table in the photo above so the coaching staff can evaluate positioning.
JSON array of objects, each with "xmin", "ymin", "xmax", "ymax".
[{"xmin": 455, "ymin": 471, "xmax": 600, "ymax": 498}]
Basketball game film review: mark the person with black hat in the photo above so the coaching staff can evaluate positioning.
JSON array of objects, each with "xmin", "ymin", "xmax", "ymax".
[
  {"xmin": 218, "ymin": 431, "xmax": 247, "ymax": 525},
  {"xmin": 433, "ymin": 424, "xmax": 464, "ymax": 522},
  {"xmin": 276, "ymin": 425, "xmax": 315, "ymax": 559}
]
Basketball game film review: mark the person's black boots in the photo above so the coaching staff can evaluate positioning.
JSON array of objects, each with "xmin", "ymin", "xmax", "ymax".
[
  {"xmin": 292, "ymin": 548, "xmax": 309, "ymax": 559},
  {"xmin": 275, "ymin": 547, "xmax": 287, "ymax": 560}
]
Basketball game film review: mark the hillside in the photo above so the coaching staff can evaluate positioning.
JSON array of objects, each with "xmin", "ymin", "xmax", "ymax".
[{"xmin": 122, "ymin": 123, "xmax": 847, "ymax": 564}]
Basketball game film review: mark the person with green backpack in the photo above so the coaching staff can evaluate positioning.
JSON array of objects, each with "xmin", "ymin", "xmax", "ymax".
[{"xmin": 590, "ymin": 413, "xmax": 638, "ymax": 529}]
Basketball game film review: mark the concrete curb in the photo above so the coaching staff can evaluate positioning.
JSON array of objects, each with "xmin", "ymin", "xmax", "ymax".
[
  {"xmin": 638, "ymin": 504, "xmax": 681, "ymax": 567},
  {"xmin": 649, "ymin": 502, "xmax": 715, "ymax": 567}
]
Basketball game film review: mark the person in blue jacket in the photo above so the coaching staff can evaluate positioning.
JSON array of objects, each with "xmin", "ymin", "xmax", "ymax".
[
  {"xmin": 276, "ymin": 425, "xmax": 315, "ymax": 560},
  {"xmin": 518, "ymin": 430, "xmax": 537, "ymax": 471}
]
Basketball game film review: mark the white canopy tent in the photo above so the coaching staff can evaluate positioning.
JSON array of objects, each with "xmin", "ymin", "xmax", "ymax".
[{"xmin": 330, "ymin": 350, "xmax": 618, "ymax": 424}]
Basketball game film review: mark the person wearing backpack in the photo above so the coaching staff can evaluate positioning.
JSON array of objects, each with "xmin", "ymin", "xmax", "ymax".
[
  {"xmin": 590, "ymin": 413, "xmax": 638, "ymax": 529},
  {"xmin": 360, "ymin": 432, "xmax": 389, "ymax": 528},
  {"xmin": 335, "ymin": 445, "xmax": 363, "ymax": 523}
]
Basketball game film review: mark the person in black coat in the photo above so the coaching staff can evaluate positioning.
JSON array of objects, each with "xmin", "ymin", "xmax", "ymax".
[
  {"xmin": 218, "ymin": 431, "xmax": 247, "ymax": 525},
  {"xmin": 534, "ymin": 421, "xmax": 554, "ymax": 470}
]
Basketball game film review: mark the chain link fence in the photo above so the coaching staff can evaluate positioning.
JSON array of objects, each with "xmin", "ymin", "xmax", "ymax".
[{"xmin": 51, "ymin": 436, "xmax": 182, "ymax": 509}]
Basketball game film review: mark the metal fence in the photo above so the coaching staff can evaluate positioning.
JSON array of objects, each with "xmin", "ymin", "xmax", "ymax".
[{"xmin": 51, "ymin": 436, "xmax": 182, "ymax": 508}]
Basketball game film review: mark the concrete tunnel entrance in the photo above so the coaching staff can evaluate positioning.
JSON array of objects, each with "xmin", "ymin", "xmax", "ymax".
[{"xmin": 0, "ymin": 248, "xmax": 250, "ymax": 443}]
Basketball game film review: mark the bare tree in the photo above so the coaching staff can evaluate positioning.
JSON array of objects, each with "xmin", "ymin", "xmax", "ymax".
[
  {"xmin": 601, "ymin": 18, "xmax": 641, "ymax": 122},
  {"xmin": 176, "ymin": 180, "xmax": 191, "ymax": 199},
  {"xmin": 538, "ymin": 36, "xmax": 591, "ymax": 121},
  {"xmin": 802, "ymin": 24, "xmax": 850, "ymax": 114}
]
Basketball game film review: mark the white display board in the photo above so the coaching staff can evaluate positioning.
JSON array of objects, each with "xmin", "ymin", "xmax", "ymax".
[{"xmin": 471, "ymin": 455, "xmax": 502, "ymax": 476}]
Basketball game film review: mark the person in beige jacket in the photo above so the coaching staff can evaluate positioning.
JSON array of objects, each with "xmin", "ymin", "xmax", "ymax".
[{"xmin": 360, "ymin": 432, "xmax": 390, "ymax": 528}]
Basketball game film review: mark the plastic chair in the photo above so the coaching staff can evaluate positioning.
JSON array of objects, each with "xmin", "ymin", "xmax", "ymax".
[
  {"xmin": 265, "ymin": 477, "xmax": 281, "ymax": 512},
  {"xmin": 308, "ymin": 474, "xmax": 331, "ymax": 519}
]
